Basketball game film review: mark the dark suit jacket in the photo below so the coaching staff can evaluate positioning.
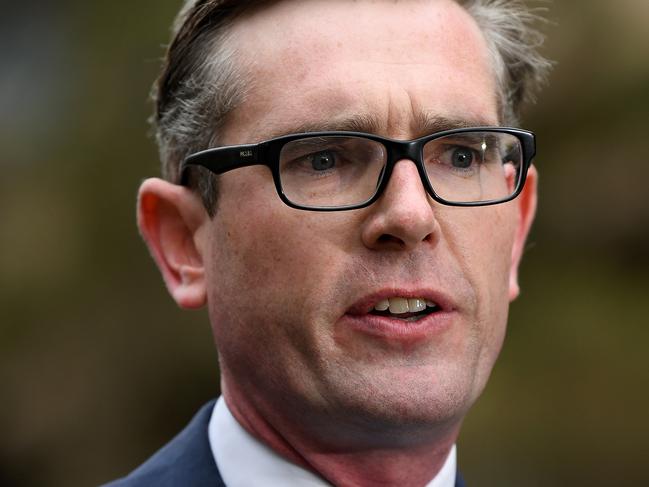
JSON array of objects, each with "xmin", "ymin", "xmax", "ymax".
[{"xmin": 103, "ymin": 400, "xmax": 466, "ymax": 487}]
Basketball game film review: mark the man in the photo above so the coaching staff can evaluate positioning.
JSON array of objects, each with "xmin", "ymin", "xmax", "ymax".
[{"xmin": 107, "ymin": 0, "xmax": 550, "ymax": 485}]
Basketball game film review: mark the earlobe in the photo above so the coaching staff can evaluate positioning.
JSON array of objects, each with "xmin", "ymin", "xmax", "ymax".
[
  {"xmin": 508, "ymin": 165, "xmax": 538, "ymax": 301},
  {"xmin": 137, "ymin": 178, "xmax": 209, "ymax": 309}
]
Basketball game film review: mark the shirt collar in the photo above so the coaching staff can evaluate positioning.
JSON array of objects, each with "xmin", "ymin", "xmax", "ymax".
[{"xmin": 209, "ymin": 396, "xmax": 457, "ymax": 487}]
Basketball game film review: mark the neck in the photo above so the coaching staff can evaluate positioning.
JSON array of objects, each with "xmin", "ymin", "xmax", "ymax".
[
  {"xmin": 299, "ymin": 442, "xmax": 456, "ymax": 487},
  {"xmin": 222, "ymin": 380, "xmax": 460, "ymax": 486}
]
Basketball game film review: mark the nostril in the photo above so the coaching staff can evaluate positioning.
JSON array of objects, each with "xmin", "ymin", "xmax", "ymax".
[{"xmin": 377, "ymin": 234, "xmax": 405, "ymax": 247}]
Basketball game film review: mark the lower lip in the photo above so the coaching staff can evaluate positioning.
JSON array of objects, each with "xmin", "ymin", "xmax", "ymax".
[{"xmin": 337, "ymin": 310, "xmax": 456, "ymax": 346}]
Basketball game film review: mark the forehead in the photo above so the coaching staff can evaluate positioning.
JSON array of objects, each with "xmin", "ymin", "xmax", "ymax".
[{"xmin": 222, "ymin": 0, "xmax": 499, "ymax": 142}]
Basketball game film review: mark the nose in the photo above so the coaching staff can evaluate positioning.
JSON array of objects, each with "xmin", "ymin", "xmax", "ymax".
[{"xmin": 361, "ymin": 159, "xmax": 438, "ymax": 251}]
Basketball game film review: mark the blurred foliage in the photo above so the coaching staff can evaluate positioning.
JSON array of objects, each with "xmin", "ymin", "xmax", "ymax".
[{"xmin": 1, "ymin": 1, "xmax": 647, "ymax": 486}]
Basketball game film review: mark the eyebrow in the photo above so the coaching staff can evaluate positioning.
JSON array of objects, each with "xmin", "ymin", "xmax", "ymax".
[
  {"xmin": 263, "ymin": 114, "xmax": 382, "ymax": 140},
  {"xmin": 413, "ymin": 112, "xmax": 496, "ymax": 137},
  {"xmin": 260, "ymin": 112, "xmax": 496, "ymax": 141}
]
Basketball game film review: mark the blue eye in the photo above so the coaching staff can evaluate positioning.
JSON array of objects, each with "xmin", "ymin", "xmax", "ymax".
[
  {"xmin": 310, "ymin": 151, "xmax": 336, "ymax": 171},
  {"xmin": 451, "ymin": 148, "xmax": 474, "ymax": 169}
]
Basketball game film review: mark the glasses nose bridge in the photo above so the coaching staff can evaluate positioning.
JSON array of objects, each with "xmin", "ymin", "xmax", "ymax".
[
  {"xmin": 383, "ymin": 138, "xmax": 428, "ymax": 187},
  {"xmin": 389, "ymin": 138, "xmax": 421, "ymax": 164}
]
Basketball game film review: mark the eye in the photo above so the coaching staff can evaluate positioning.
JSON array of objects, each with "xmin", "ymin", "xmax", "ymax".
[
  {"xmin": 450, "ymin": 147, "xmax": 474, "ymax": 169},
  {"xmin": 309, "ymin": 150, "xmax": 336, "ymax": 171}
]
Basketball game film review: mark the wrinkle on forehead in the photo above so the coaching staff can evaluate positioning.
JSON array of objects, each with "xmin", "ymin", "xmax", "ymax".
[
  {"xmin": 261, "ymin": 112, "xmax": 496, "ymax": 141},
  {"xmin": 222, "ymin": 0, "xmax": 498, "ymax": 143},
  {"xmin": 231, "ymin": 0, "xmax": 489, "ymax": 68}
]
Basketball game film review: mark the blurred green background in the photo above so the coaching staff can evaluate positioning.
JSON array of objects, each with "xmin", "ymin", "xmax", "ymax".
[{"xmin": 1, "ymin": 1, "xmax": 647, "ymax": 486}]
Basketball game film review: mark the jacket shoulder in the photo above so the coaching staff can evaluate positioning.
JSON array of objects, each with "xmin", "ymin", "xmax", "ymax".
[
  {"xmin": 456, "ymin": 470, "xmax": 466, "ymax": 487},
  {"xmin": 102, "ymin": 400, "xmax": 224, "ymax": 487}
]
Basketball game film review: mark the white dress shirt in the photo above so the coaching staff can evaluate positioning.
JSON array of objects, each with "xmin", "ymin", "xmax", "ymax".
[{"xmin": 209, "ymin": 396, "xmax": 457, "ymax": 487}]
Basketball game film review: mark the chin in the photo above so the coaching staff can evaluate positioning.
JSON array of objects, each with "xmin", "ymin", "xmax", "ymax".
[{"xmin": 322, "ymin": 363, "xmax": 477, "ymax": 436}]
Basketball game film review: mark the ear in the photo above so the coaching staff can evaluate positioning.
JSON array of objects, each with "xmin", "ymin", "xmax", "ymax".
[
  {"xmin": 508, "ymin": 165, "xmax": 538, "ymax": 301},
  {"xmin": 137, "ymin": 178, "xmax": 209, "ymax": 309}
]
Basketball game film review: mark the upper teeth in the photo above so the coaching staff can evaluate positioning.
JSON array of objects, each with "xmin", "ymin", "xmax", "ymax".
[{"xmin": 373, "ymin": 297, "xmax": 437, "ymax": 314}]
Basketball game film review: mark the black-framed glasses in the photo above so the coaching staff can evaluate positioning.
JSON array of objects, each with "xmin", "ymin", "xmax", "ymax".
[{"xmin": 180, "ymin": 127, "xmax": 535, "ymax": 211}]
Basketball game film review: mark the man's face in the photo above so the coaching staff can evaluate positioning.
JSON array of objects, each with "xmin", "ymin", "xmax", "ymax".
[{"xmin": 199, "ymin": 0, "xmax": 535, "ymax": 443}]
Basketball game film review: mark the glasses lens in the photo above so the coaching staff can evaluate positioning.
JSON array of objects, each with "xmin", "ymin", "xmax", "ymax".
[
  {"xmin": 279, "ymin": 136, "xmax": 387, "ymax": 208},
  {"xmin": 423, "ymin": 131, "xmax": 523, "ymax": 203}
]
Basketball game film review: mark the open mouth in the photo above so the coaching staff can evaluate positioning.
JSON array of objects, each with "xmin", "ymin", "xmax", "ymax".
[{"xmin": 368, "ymin": 297, "xmax": 441, "ymax": 322}]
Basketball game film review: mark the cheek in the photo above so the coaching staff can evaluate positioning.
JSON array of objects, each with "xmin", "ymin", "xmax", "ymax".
[
  {"xmin": 203, "ymin": 171, "xmax": 368, "ymax": 403},
  {"xmin": 440, "ymin": 206, "xmax": 517, "ymax": 339},
  {"xmin": 447, "ymin": 206, "xmax": 516, "ymax": 296},
  {"xmin": 210, "ymin": 169, "xmax": 312, "ymax": 284},
  {"xmin": 439, "ymin": 207, "xmax": 518, "ymax": 397},
  {"xmin": 213, "ymin": 209, "xmax": 340, "ymax": 298},
  {"xmin": 204, "ymin": 170, "xmax": 356, "ymax": 353}
]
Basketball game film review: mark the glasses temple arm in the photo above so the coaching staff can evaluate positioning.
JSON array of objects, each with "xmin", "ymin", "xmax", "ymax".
[{"xmin": 179, "ymin": 144, "xmax": 261, "ymax": 185}]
